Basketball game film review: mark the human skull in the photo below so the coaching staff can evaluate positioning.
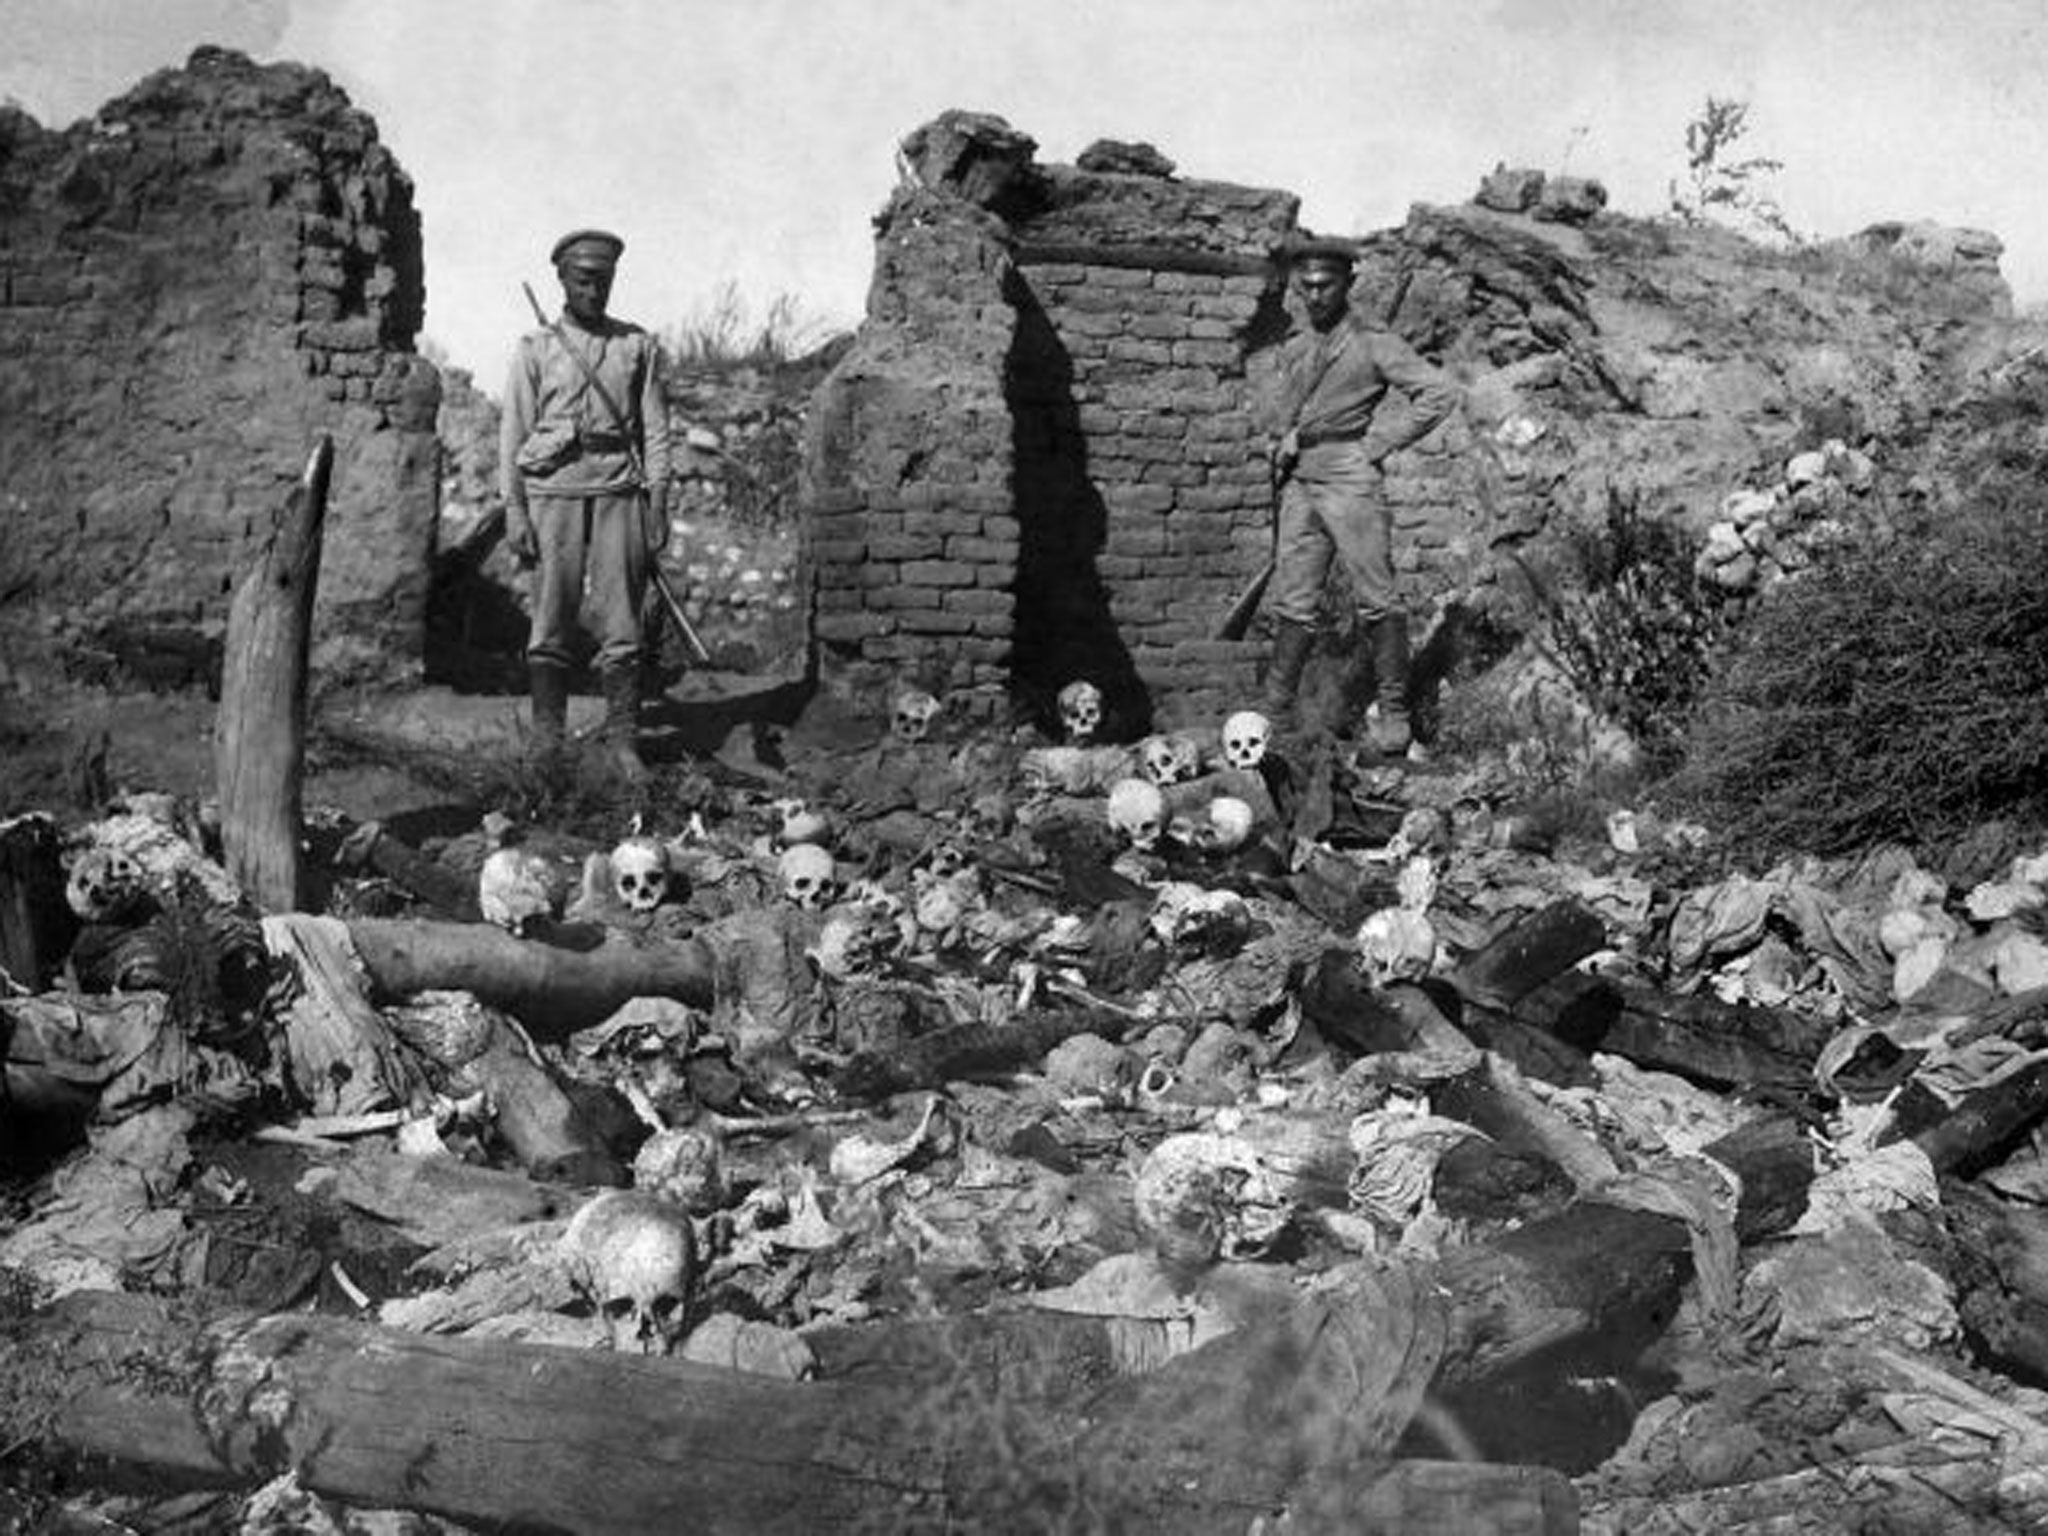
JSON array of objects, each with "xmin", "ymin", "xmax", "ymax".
[
  {"xmin": 811, "ymin": 908, "xmax": 891, "ymax": 981},
  {"xmin": 1356, "ymin": 906, "xmax": 1438, "ymax": 987},
  {"xmin": 892, "ymin": 686, "xmax": 942, "ymax": 744},
  {"xmin": 1106, "ymin": 777, "xmax": 1168, "ymax": 852},
  {"xmin": 1221, "ymin": 710, "xmax": 1271, "ymax": 771},
  {"xmin": 478, "ymin": 847, "xmax": 556, "ymax": 936},
  {"xmin": 65, "ymin": 846, "xmax": 147, "ymax": 923},
  {"xmin": 967, "ymin": 790, "xmax": 1014, "ymax": 840},
  {"xmin": 1197, "ymin": 796, "xmax": 1255, "ymax": 854},
  {"xmin": 1057, "ymin": 680, "xmax": 1104, "ymax": 744},
  {"xmin": 1139, "ymin": 732, "xmax": 1203, "ymax": 787},
  {"xmin": 610, "ymin": 836, "xmax": 671, "ymax": 913},
  {"xmin": 1133, "ymin": 1131, "xmax": 1294, "ymax": 1266},
  {"xmin": 632, "ymin": 1126, "xmax": 728, "ymax": 1215},
  {"xmin": 772, "ymin": 797, "xmax": 831, "ymax": 848},
  {"xmin": 560, "ymin": 1190, "xmax": 697, "ymax": 1356},
  {"xmin": 777, "ymin": 843, "xmax": 839, "ymax": 909}
]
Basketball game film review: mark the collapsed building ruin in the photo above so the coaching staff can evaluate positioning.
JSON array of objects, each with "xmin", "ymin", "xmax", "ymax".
[
  {"xmin": 0, "ymin": 48, "xmax": 438, "ymax": 683},
  {"xmin": 806, "ymin": 110, "xmax": 2012, "ymax": 733},
  {"xmin": 0, "ymin": 64, "xmax": 2015, "ymax": 728}
]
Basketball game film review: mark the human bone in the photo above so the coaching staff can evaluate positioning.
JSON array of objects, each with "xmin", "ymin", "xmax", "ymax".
[
  {"xmin": 1220, "ymin": 710, "xmax": 1272, "ymax": 771},
  {"xmin": 1106, "ymin": 777, "xmax": 1167, "ymax": 851},
  {"xmin": 64, "ymin": 845, "xmax": 149, "ymax": 923},
  {"xmin": 560, "ymin": 1190, "xmax": 697, "ymax": 1356},
  {"xmin": 478, "ymin": 847, "xmax": 557, "ymax": 936},
  {"xmin": 1139, "ymin": 732, "xmax": 1202, "ymax": 787},
  {"xmin": 1057, "ymin": 680, "xmax": 1104, "ymax": 744},
  {"xmin": 632, "ymin": 1125, "xmax": 728, "ymax": 1215},
  {"xmin": 610, "ymin": 836, "xmax": 671, "ymax": 913},
  {"xmin": 891, "ymin": 686, "xmax": 942, "ymax": 744},
  {"xmin": 777, "ymin": 843, "xmax": 840, "ymax": 909},
  {"xmin": 1197, "ymin": 796, "xmax": 1255, "ymax": 854}
]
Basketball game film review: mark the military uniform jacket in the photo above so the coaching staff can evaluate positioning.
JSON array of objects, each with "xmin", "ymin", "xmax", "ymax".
[{"xmin": 499, "ymin": 316, "xmax": 671, "ymax": 506}]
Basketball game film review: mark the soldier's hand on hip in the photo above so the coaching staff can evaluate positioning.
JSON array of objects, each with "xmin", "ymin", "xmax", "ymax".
[
  {"xmin": 644, "ymin": 484, "xmax": 673, "ymax": 556},
  {"xmin": 505, "ymin": 508, "xmax": 538, "ymax": 567}
]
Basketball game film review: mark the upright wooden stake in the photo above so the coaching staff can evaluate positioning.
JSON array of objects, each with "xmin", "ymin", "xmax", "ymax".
[{"xmin": 216, "ymin": 438, "xmax": 333, "ymax": 914}]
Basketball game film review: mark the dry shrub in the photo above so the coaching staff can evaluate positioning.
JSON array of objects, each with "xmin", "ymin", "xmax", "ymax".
[
  {"xmin": 1664, "ymin": 495, "xmax": 2048, "ymax": 859},
  {"xmin": 1513, "ymin": 485, "xmax": 1732, "ymax": 767}
]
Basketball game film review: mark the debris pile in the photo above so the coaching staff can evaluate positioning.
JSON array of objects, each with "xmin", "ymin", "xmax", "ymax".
[{"xmin": 8, "ymin": 689, "xmax": 2048, "ymax": 1534}]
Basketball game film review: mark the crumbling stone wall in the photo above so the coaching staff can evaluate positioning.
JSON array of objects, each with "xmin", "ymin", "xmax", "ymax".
[{"xmin": 0, "ymin": 47, "xmax": 439, "ymax": 682}]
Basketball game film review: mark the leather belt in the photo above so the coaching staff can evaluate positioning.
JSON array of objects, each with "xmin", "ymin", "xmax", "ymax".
[{"xmin": 1295, "ymin": 428, "xmax": 1363, "ymax": 450}]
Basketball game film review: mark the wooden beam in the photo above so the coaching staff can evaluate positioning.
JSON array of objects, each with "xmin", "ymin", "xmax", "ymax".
[{"xmin": 215, "ymin": 438, "xmax": 333, "ymax": 913}]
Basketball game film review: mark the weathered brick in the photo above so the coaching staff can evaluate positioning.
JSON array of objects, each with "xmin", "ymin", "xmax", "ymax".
[
  {"xmin": 870, "ymin": 532, "xmax": 943, "ymax": 561},
  {"xmin": 817, "ymin": 611, "xmax": 894, "ymax": 642},
  {"xmin": 807, "ymin": 536, "xmax": 868, "ymax": 564},
  {"xmin": 943, "ymin": 588, "xmax": 1013, "ymax": 615},
  {"xmin": 1106, "ymin": 339, "xmax": 1173, "ymax": 366},
  {"xmin": 1153, "ymin": 270, "xmax": 1223, "ymax": 295},
  {"xmin": 1172, "ymin": 340, "xmax": 1241, "ymax": 369},
  {"xmin": 970, "ymin": 613, "xmax": 1016, "ymax": 638},
  {"xmin": 902, "ymin": 559, "xmax": 976, "ymax": 587},
  {"xmin": 1084, "ymin": 265, "xmax": 1154, "ymax": 288},
  {"xmin": 1059, "ymin": 310, "xmax": 1125, "ymax": 339},
  {"xmin": 1104, "ymin": 484, "xmax": 1175, "ymax": 515},
  {"xmin": 1107, "ymin": 523, "xmax": 1169, "ymax": 557},
  {"xmin": 1130, "ymin": 313, "xmax": 1196, "ymax": 339},
  {"xmin": 1177, "ymin": 486, "xmax": 1251, "ymax": 513},
  {"xmin": 1097, "ymin": 554, "xmax": 1147, "ymax": 580},
  {"xmin": 1192, "ymin": 294, "xmax": 1263, "ymax": 321},
  {"xmin": 1187, "ymin": 318, "xmax": 1237, "ymax": 341},
  {"xmin": 947, "ymin": 534, "xmax": 1020, "ymax": 563},
  {"xmin": 902, "ymin": 609, "xmax": 978, "ymax": 634}
]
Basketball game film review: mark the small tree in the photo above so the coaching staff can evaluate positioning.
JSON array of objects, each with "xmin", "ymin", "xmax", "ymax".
[{"xmin": 1668, "ymin": 96, "xmax": 1796, "ymax": 243}]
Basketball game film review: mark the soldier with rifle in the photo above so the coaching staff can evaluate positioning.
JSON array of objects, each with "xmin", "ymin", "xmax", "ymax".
[
  {"xmin": 1260, "ymin": 239, "xmax": 1461, "ymax": 755},
  {"xmin": 500, "ymin": 228, "xmax": 673, "ymax": 783}
]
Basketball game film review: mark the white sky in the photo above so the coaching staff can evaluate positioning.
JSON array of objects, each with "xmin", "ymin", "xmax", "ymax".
[{"xmin": 5, "ymin": 0, "xmax": 2046, "ymax": 381}]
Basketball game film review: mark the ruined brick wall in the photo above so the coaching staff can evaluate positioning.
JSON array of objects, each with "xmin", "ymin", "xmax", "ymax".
[
  {"xmin": 804, "ymin": 191, "xmax": 1018, "ymax": 714},
  {"xmin": 804, "ymin": 122, "xmax": 1506, "ymax": 734},
  {"xmin": 1005, "ymin": 167, "xmax": 1296, "ymax": 731},
  {"xmin": 0, "ymin": 47, "xmax": 440, "ymax": 682}
]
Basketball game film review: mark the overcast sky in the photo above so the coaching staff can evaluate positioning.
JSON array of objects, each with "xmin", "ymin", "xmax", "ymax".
[{"xmin": 5, "ymin": 0, "xmax": 2045, "ymax": 381}]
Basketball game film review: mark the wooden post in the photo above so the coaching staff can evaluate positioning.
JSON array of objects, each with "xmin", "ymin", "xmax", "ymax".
[{"xmin": 216, "ymin": 438, "xmax": 333, "ymax": 914}]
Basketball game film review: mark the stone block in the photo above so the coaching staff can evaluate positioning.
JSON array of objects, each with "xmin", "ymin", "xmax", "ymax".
[
  {"xmin": 902, "ymin": 609, "xmax": 977, "ymax": 634},
  {"xmin": 1153, "ymin": 270, "xmax": 1223, "ymax": 295},
  {"xmin": 1171, "ymin": 340, "xmax": 1241, "ymax": 369},
  {"xmin": 1176, "ymin": 486, "xmax": 1251, "ymax": 513},
  {"xmin": 970, "ymin": 613, "xmax": 1015, "ymax": 638},
  {"xmin": 1059, "ymin": 310, "xmax": 1125, "ymax": 339}
]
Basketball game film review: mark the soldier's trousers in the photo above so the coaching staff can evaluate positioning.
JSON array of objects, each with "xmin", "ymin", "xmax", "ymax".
[
  {"xmin": 524, "ymin": 491, "xmax": 648, "ymax": 672},
  {"xmin": 1268, "ymin": 441, "xmax": 1397, "ymax": 626}
]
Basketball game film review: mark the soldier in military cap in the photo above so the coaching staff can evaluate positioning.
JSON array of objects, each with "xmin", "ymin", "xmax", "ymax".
[
  {"xmin": 500, "ymin": 229, "xmax": 672, "ymax": 782},
  {"xmin": 1262, "ymin": 237, "xmax": 1461, "ymax": 755}
]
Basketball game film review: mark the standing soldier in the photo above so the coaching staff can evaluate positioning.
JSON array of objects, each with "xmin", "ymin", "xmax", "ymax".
[
  {"xmin": 501, "ymin": 229, "xmax": 672, "ymax": 784},
  {"xmin": 1263, "ymin": 239, "xmax": 1461, "ymax": 755}
]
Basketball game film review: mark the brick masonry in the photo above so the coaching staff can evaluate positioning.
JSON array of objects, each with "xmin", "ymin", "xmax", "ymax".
[
  {"xmin": 0, "ymin": 47, "xmax": 440, "ymax": 682},
  {"xmin": 804, "ymin": 123, "xmax": 1497, "ymax": 735}
]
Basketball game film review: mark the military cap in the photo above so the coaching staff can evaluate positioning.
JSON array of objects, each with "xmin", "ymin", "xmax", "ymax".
[
  {"xmin": 1286, "ymin": 235, "xmax": 1359, "ymax": 271},
  {"xmin": 551, "ymin": 228, "xmax": 625, "ymax": 268}
]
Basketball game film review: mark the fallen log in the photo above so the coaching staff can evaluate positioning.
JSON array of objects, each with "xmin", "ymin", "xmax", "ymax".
[
  {"xmin": 1944, "ymin": 1179, "xmax": 2048, "ymax": 1385},
  {"xmin": 216, "ymin": 438, "xmax": 332, "ymax": 913},
  {"xmin": 1505, "ymin": 970, "xmax": 1831, "ymax": 1090},
  {"xmin": 345, "ymin": 917, "xmax": 713, "ymax": 1040},
  {"xmin": 0, "ymin": 812, "xmax": 72, "ymax": 992},
  {"xmin": 3, "ymin": 1180, "xmax": 1691, "ymax": 1532}
]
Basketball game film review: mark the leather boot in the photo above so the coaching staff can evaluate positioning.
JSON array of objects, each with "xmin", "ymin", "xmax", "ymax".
[
  {"xmin": 528, "ymin": 660, "xmax": 569, "ymax": 767},
  {"xmin": 1260, "ymin": 620, "xmax": 1315, "ymax": 730},
  {"xmin": 1366, "ymin": 613, "xmax": 1413, "ymax": 756},
  {"xmin": 600, "ymin": 665, "xmax": 649, "ymax": 784}
]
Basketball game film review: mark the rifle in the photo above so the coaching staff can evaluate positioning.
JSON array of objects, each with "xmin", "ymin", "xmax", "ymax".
[
  {"xmin": 1216, "ymin": 459, "xmax": 1278, "ymax": 643},
  {"xmin": 518, "ymin": 281, "xmax": 712, "ymax": 668}
]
